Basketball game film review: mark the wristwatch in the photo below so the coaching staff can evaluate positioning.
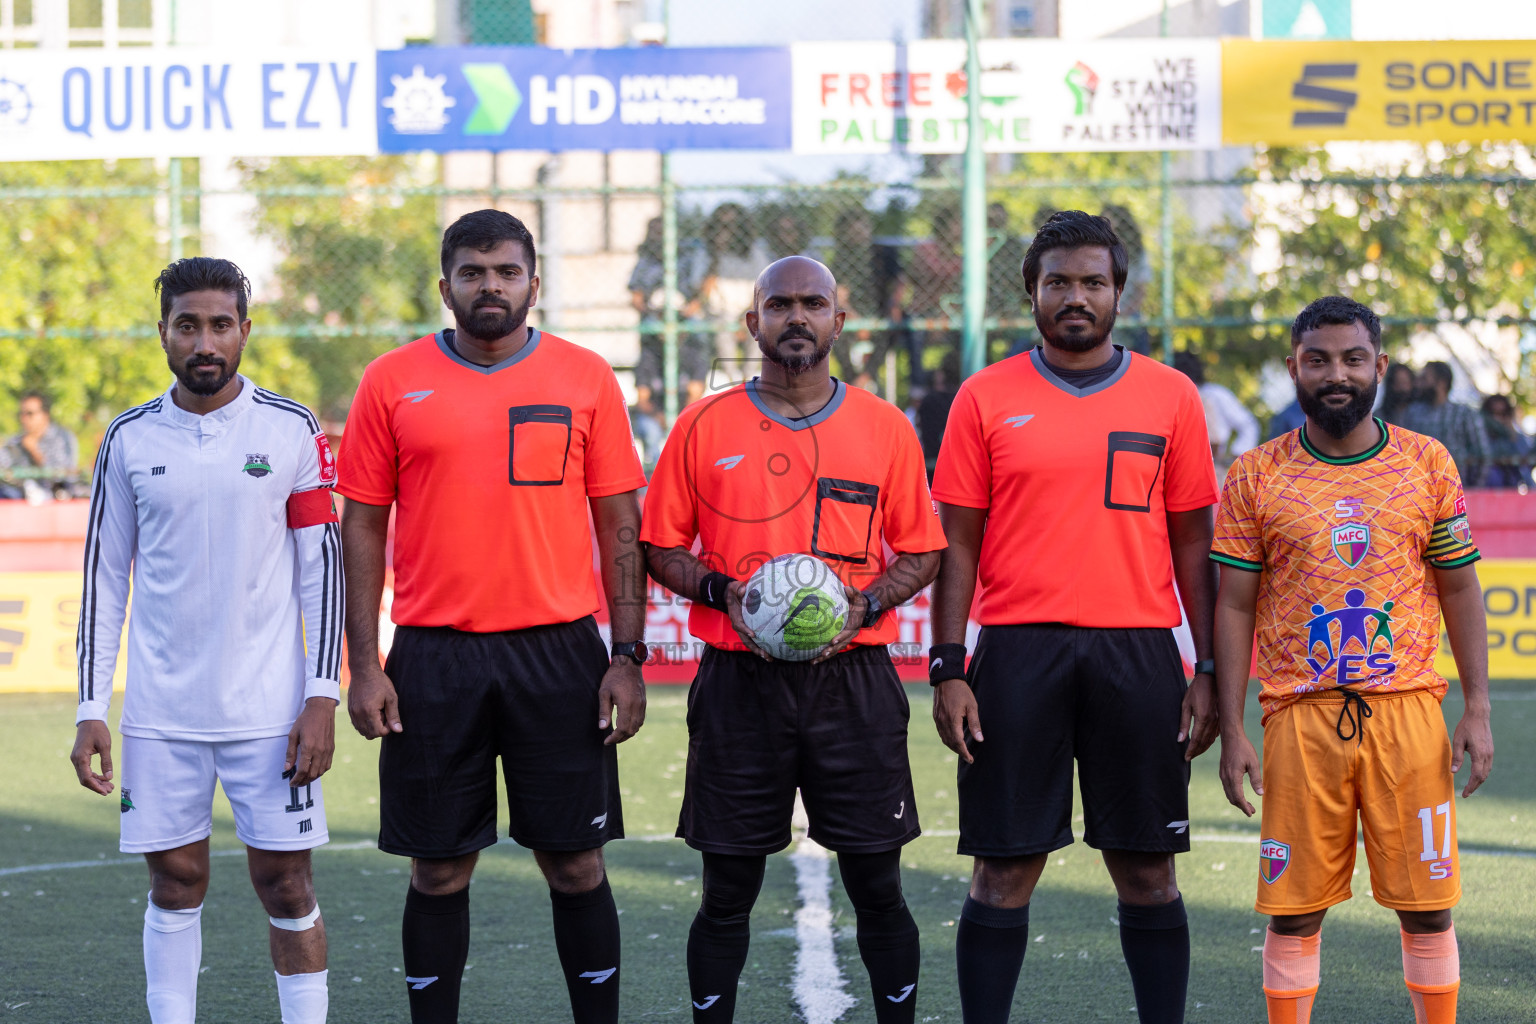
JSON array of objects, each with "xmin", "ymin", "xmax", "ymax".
[
  {"xmin": 1193, "ymin": 659, "xmax": 1216, "ymax": 676},
  {"xmin": 859, "ymin": 590, "xmax": 884, "ymax": 630},
  {"xmin": 611, "ymin": 641, "xmax": 649, "ymax": 665}
]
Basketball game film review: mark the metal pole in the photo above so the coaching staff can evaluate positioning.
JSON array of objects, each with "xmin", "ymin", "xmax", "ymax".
[
  {"xmin": 661, "ymin": 154, "xmax": 679, "ymax": 425},
  {"xmin": 659, "ymin": 0, "xmax": 679, "ymax": 424},
  {"xmin": 1159, "ymin": 0, "xmax": 1173, "ymax": 363},
  {"xmin": 168, "ymin": 157, "xmax": 183, "ymax": 262},
  {"xmin": 960, "ymin": 0, "xmax": 988, "ymax": 379}
]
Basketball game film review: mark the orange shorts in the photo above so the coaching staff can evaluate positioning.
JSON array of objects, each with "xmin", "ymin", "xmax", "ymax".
[{"xmin": 1255, "ymin": 689, "xmax": 1460, "ymax": 916}]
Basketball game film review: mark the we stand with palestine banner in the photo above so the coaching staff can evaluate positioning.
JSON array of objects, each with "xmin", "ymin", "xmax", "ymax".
[{"xmin": 791, "ymin": 39, "xmax": 1222, "ymax": 153}]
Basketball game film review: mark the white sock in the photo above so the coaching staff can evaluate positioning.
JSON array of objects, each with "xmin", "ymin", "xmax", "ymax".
[
  {"xmin": 275, "ymin": 969, "xmax": 329, "ymax": 1024},
  {"xmin": 143, "ymin": 899, "xmax": 202, "ymax": 1024}
]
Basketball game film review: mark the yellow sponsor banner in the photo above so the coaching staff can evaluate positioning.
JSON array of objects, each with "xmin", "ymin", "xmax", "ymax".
[
  {"xmin": 1439, "ymin": 559, "xmax": 1536, "ymax": 682},
  {"xmin": 0, "ymin": 572, "xmax": 125, "ymax": 695},
  {"xmin": 1, "ymin": 563, "xmax": 1532, "ymax": 692},
  {"xmin": 1223, "ymin": 39, "xmax": 1536, "ymax": 145}
]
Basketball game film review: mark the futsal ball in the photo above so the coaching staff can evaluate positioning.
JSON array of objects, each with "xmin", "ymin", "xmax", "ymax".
[{"xmin": 741, "ymin": 553, "xmax": 849, "ymax": 661}]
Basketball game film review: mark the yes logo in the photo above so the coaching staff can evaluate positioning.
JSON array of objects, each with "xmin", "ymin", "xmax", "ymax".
[
  {"xmin": 1331, "ymin": 523, "xmax": 1370, "ymax": 568},
  {"xmin": 1303, "ymin": 587, "xmax": 1397, "ymax": 686}
]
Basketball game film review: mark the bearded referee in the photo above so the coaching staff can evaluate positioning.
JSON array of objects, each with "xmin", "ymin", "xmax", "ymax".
[
  {"xmin": 338, "ymin": 210, "xmax": 648, "ymax": 1024},
  {"xmin": 929, "ymin": 211, "xmax": 1220, "ymax": 1024},
  {"xmin": 643, "ymin": 256, "xmax": 945, "ymax": 1023},
  {"xmin": 72, "ymin": 258, "xmax": 343, "ymax": 1024}
]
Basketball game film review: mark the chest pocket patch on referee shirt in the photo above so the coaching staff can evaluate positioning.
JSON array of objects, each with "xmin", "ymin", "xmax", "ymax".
[
  {"xmin": 811, "ymin": 478, "xmax": 879, "ymax": 564},
  {"xmin": 508, "ymin": 405, "xmax": 573, "ymax": 486},
  {"xmin": 1103, "ymin": 431, "xmax": 1167, "ymax": 513}
]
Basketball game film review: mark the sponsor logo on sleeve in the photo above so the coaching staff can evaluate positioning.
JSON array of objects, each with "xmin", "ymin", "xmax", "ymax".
[{"xmin": 314, "ymin": 433, "xmax": 337, "ymax": 485}]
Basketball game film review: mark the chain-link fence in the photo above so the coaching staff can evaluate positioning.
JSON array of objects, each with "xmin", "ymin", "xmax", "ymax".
[{"xmin": 2, "ymin": 148, "xmax": 1535, "ymax": 476}]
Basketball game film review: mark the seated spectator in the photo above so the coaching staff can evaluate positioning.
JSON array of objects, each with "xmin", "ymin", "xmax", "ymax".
[
  {"xmin": 0, "ymin": 391, "xmax": 80, "ymax": 500},
  {"xmin": 1377, "ymin": 362, "xmax": 1417, "ymax": 425},
  {"xmin": 1402, "ymin": 361, "xmax": 1489, "ymax": 486},
  {"xmin": 1481, "ymin": 394, "xmax": 1532, "ymax": 489}
]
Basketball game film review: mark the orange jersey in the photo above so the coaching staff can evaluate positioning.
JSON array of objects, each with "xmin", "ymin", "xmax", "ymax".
[
  {"xmin": 336, "ymin": 329, "xmax": 647, "ymax": 632},
  {"xmin": 931, "ymin": 348, "xmax": 1218, "ymax": 628},
  {"xmin": 640, "ymin": 379, "xmax": 946, "ymax": 650},
  {"xmin": 1211, "ymin": 421, "xmax": 1479, "ymax": 720}
]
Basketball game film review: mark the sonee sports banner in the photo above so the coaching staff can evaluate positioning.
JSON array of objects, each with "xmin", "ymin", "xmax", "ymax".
[{"xmin": 1223, "ymin": 39, "xmax": 1536, "ymax": 145}]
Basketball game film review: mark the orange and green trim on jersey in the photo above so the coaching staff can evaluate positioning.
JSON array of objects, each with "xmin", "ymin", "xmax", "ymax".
[
  {"xmin": 1297, "ymin": 417, "xmax": 1391, "ymax": 465},
  {"xmin": 1211, "ymin": 550, "xmax": 1263, "ymax": 572}
]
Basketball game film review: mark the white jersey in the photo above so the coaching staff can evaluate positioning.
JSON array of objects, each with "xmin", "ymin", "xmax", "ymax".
[{"xmin": 76, "ymin": 377, "xmax": 344, "ymax": 741}]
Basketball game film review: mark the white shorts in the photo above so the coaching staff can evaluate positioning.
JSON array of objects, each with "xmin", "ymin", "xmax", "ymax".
[{"xmin": 119, "ymin": 734, "xmax": 329, "ymax": 854}]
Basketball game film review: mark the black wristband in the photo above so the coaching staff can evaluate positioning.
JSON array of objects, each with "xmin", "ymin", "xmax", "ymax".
[
  {"xmin": 929, "ymin": 643, "xmax": 968, "ymax": 686},
  {"xmin": 697, "ymin": 572, "xmax": 736, "ymax": 614},
  {"xmin": 1192, "ymin": 659, "xmax": 1216, "ymax": 676}
]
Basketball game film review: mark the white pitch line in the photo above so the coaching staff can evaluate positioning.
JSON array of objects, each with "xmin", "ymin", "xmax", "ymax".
[
  {"xmin": 790, "ymin": 836, "xmax": 857, "ymax": 1024},
  {"xmin": 0, "ymin": 840, "xmax": 378, "ymax": 877}
]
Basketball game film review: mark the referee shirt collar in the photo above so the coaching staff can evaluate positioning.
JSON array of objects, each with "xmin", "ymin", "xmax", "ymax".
[
  {"xmin": 1029, "ymin": 344, "xmax": 1131, "ymax": 398},
  {"xmin": 435, "ymin": 327, "xmax": 542, "ymax": 374},
  {"xmin": 160, "ymin": 374, "xmax": 255, "ymax": 431},
  {"xmin": 744, "ymin": 377, "xmax": 847, "ymax": 431}
]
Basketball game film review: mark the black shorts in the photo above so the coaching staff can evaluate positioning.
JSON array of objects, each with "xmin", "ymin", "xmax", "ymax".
[
  {"xmin": 378, "ymin": 618, "xmax": 622, "ymax": 858},
  {"xmin": 679, "ymin": 645, "xmax": 919, "ymax": 855},
  {"xmin": 957, "ymin": 624, "xmax": 1191, "ymax": 858}
]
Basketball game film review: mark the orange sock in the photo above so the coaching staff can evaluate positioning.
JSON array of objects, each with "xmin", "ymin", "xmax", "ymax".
[
  {"xmin": 1262, "ymin": 928, "xmax": 1321, "ymax": 1024},
  {"xmin": 1402, "ymin": 926, "xmax": 1460, "ymax": 1024}
]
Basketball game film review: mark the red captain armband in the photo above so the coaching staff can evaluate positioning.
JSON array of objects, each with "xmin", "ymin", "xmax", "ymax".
[{"xmin": 287, "ymin": 488, "xmax": 339, "ymax": 529}]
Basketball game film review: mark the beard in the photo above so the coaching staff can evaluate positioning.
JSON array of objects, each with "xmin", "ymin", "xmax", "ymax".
[
  {"xmin": 174, "ymin": 352, "xmax": 241, "ymax": 397},
  {"xmin": 1035, "ymin": 304, "xmax": 1117, "ymax": 353},
  {"xmin": 1297, "ymin": 376, "xmax": 1379, "ymax": 439},
  {"xmin": 760, "ymin": 326, "xmax": 833, "ymax": 375},
  {"xmin": 449, "ymin": 291, "xmax": 532, "ymax": 342}
]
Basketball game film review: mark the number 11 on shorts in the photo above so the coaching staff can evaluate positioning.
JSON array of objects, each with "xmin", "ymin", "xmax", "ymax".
[{"xmin": 1417, "ymin": 802, "xmax": 1453, "ymax": 879}]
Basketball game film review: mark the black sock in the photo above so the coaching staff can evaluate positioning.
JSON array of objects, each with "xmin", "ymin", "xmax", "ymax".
[
  {"xmin": 402, "ymin": 885, "xmax": 470, "ymax": 1024},
  {"xmin": 688, "ymin": 853, "xmax": 766, "ymax": 1023},
  {"xmin": 549, "ymin": 876, "xmax": 622, "ymax": 1024},
  {"xmin": 955, "ymin": 897, "xmax": 1029, "ymax": 1024},
  {"xmin": 837, "ymin": 850, "xmax": 921, "ymax": 1024},
  {"xmin": 687, "ymin": 910, "xmax": 751, "ymax": 1022},
  {"xmin": 1118, "ymin": 896, "xmax": 1190, "ymax": 1024}
]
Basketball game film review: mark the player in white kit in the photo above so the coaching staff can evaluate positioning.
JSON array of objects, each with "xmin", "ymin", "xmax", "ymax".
[{"xmin": 70, "ymin": 258, "xmax": 344, "ymax": 1024}]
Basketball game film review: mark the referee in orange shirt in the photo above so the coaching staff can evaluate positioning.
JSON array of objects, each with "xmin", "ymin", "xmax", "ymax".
[
  {"xmin": 338, "ymin": 210, "xmax": 648, "ymax": 1024},
  {"xmin": 929, "ymin": 211, "xmax": 1220, "ymax": 1024}
]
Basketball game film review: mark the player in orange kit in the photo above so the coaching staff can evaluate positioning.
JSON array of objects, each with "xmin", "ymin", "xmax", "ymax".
[{"xmin": 1213, "ymin": 296, "xmax": 1494, "ymax": 1024}]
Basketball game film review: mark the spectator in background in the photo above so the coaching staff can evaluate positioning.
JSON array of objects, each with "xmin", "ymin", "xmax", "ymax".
[
  {"xmin": 908, "ymin": 205, "xmax": 965, "ymax": 389},
  {"xmin": 829, "ymin": 204, "xmax": 906, "ymax": 391},
  {"xmin": 627, "ymin": 216, "xmax": 709, "ymax": 452},
  {"xmin": 1100, "ymin": 204, "xmax": 1153, "ymax": 356},
  {"xmin": 1265, "ymin": 398, "xmax": 1307, "ymax": 441},
  {"xmin": 915, "ymin": 350, "xmax": 960, "ymax": 483},
  {"xmin": 765, "ymin": 207, "xmax": 817, "ymax": 261},
  {"xmin": 1173, "ymin": 350, "xmax": 1258, "ymax": 477},
  {"xmin": 1481, "ymin": 394, "xmax": 1532, "ymax": 488},
  {"xmin": 1403, "ymin": 361, "xmax": 1489, "ymax": 486},
  {"xmin": 699, "ymin": 202, "xmax": 769, "ymax": 377},
  {"xmin": 1377, "ymin": 361, "xmax": 1417, "ymax": 425},
  {"xmin": 0, "ymin": 391, "xmax": 79, "ymax": 500}
]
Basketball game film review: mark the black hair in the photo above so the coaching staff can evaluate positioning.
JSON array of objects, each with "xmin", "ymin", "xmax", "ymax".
[
  {"xmin": 155, "ymin": 257, "xmax": 251, "ymax": 322},
  {"xmin": 440, "ymin": 209, "xmax": 537, "ymax": 280},
  {"xmin": 1020, "ymin": 210, "xmax": 1129, "ymax": 296},
  {"xmin": 1422, "ymin": 360, "xmax": 1454, "ymax": 389},
  {"xmin": 1289, "ymin": 295, "xmax": 1382, "ymax": 349},
  {"xmin": 1172, "ymin": 350, "xmax": 1205, "ymax": 386},
  {"xmin": 19, "ymin": 390, "xmax": 50, "ymax": 413}
]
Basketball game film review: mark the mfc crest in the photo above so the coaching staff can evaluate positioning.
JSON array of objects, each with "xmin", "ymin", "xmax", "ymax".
[
  {"xmin": 1259, "ymin": 839, "xmax": 1290, "ymax": 883},
  {"xmin": 1330, "ymin": 523, "xmax": 1370, "ymax": 568}
]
